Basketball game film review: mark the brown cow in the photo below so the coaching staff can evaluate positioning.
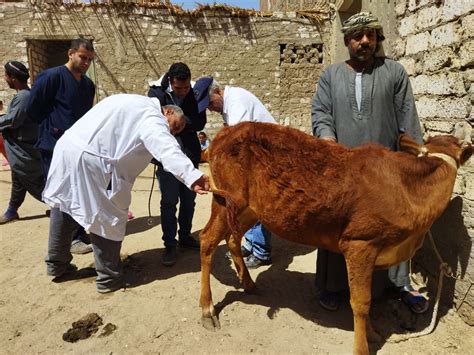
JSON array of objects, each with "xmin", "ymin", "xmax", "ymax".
[{"xmin": 199, "ymin": 122, "xmax": 472, "ymax": 355}]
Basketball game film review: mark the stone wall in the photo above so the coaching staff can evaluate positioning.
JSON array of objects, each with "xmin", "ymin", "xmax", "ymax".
[
  {"xmin": 260, "ymin": 0, "xmax": 331, "ymax": 12},
  {"xmin": 0, "ymin": 2, "xmax": 331, "ymax": 137},
  {"xmin": 394, "ymin": 0, "xmax": 474, "ymax": 325}
]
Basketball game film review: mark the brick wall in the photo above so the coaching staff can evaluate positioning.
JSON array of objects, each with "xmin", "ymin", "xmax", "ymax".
[
  {"xmin": 394, "ymin": 0, "xmax": 474, "ymax": 325},
  {"xmin": 0, "ymin": 2, "xmax": 330, "ymax": 137},
  {"xmin": 27, "ymin": 40, "xmax": 50, "ymax": 81},
  {"xmin": 260, "ymin": 0, "xmax": 330, "ymax": 12}
]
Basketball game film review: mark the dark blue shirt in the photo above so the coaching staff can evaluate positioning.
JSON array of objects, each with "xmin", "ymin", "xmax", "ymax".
[
  {"xmin": 27, "ymin": 65, "xmax": 95, "ymax": 152},
  {"xmin": 148, "ymin": 83, "xmax": 206, "ymax": 167}
]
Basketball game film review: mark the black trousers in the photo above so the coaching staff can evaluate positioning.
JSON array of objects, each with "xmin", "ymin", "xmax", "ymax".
[{"xmin": 10, "ymin": 169, "xmax": 44, "ymax": 209}]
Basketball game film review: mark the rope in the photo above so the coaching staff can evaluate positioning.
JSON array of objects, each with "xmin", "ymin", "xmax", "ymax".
[
  {"xmin": 387, "ymin": 260, "xmax": 445, "ymax": 343},
  {"xmin": 387, "ymin": 230, "xmax": 474, "ymax": 343},
  {"xmin": 92, "ymin": 56, "xmax": 100, "ymax": 102},
  {"xmin": 147, "ymin": 164, "xmax": 157, "ymax": 226},
  {"xmin": 427, "ymin": 230, "xmax": 474, "ymax": 307}
]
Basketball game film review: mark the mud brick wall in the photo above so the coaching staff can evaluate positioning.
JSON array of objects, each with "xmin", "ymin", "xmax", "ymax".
[
  {"xmin": 26, "ymin": 40, "xmax": 49, "ymax": 80},
  {"xmin": 0, "ymin": 2, "xmax": 330, "ymax": 136},
  {"xmin": 261, "ymin": 0, "xmax": 328, "ymax": 12},
  {"xmin": 394, "ymin": 0, "xmax": 474, "ymax": 325}
]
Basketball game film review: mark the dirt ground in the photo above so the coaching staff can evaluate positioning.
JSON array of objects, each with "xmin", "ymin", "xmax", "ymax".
[{"xmin": 1, "ymin": 163, "xmax": 472, "ymax": 354}]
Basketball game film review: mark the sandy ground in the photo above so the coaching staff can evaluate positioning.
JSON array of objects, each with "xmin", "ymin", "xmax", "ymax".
[{"xmin": 1, "ymin": 163, "xmax": 473, "ymax": 354}]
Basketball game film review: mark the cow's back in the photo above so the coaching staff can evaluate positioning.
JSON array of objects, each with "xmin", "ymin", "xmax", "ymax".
[
  {"xmin": 209, "ymin": 122, "xmax": 351, "ymax": 195},
  {"xmin": 208, "ymin": 123, "xmax": 362, "ymax": 248}
]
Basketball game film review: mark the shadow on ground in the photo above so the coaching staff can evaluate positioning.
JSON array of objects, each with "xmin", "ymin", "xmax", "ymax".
[
  {"xmin": 19, "ymin": 213, "xmax": 48, "ymax": 221},
  {"xmin": 69, "ymin": 229, "xmax": 450, "ymax": 351},
  {"xmin": 125, "ymin": 216, "xmax": 161, "ymax": 236}
]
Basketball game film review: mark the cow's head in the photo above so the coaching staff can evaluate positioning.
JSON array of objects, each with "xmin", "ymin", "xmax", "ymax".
[{"xmin": 399, "ymin": 130, "xmax": 473, "ymax": 169}]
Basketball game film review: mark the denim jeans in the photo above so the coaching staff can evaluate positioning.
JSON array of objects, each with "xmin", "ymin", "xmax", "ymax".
[
  {"xmin": 243, "ymin": 222, "xmax": 272, "ymax": 261},
  {"xmin": 157, "ymin": 166, "xmax": 196, "ymax": 247}
]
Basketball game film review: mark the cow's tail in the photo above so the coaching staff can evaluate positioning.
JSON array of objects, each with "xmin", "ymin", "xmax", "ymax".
[{"xmin": 211, "ymin": 186, "xmax": 247, "ymax": 239}]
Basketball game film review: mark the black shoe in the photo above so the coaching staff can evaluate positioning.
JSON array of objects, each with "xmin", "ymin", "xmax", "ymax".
[
  {"xmin": 318, "ymin": 290, "xmax": 340, "ymax": 311},
  {"xmin": 244, "ymin": 254, "xmax": 271, "ymax": 269},
  {"xmin": 0, "ymin": 212, "xmax": 19, "ymax": 225},
  {"xmin": 178, "ymin": 237, "xmax": 200, "ymax": 250},
  {"xmin": 162, "ymin": 247, "xmax": 177, "ymax": 266},
  {"xmin": 225, "ymin": 246, "xmax": 252, "ymax": 259}
]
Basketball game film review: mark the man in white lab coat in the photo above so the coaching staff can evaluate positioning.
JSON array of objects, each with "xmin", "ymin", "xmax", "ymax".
[
  {"xmin": 193, "ymin": 77, "xmax": 275, "ymax": 269},
  {"xmin": 43, "ymin": 94, "xmax": 209, "ymax": 293}
]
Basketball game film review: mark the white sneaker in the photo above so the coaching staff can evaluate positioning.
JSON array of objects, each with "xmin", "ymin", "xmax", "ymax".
[{"xmin": 70, "ymin": 240, "xmax": 93, "ymax": 254}]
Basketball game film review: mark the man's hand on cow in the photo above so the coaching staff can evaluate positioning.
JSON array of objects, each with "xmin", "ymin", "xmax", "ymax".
[
  {"xmin": 321, "ymin": 136, "xmax": 337, "ymax": 142},
  {"xmin": 192, "ymin": 174, "xmax": 210, "ymax": 194}
]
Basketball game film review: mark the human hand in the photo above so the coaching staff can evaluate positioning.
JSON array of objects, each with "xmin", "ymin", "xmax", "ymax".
[
  {"xmin": 321, "ymin": 136, "xmax": 337, "ymax": 142},
  {"xmin": 191, "ymin": 174, "xmax": 210, "ymax": 194}
]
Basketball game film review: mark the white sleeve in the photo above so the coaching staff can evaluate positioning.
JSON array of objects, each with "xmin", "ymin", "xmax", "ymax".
[{"xmin": 140, "ymin": 117, "xmax": 203, "ymax": 189}]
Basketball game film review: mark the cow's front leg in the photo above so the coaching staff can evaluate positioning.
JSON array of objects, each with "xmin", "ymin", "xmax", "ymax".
[
  {"xmin": 200, "ymin": 242, "xmax": 220, "ymax": 330},
  {"xmin": 343, "ymin": 241, "xmax": 380, "ymax": 355}
]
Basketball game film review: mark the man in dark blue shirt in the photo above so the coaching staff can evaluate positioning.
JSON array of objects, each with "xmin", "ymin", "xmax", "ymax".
[
  {"xmin": 27, "ymin": 38, "xmax": 95, "ymax": 174},
  {"xmin": 27, "ymin": 38, "xmax": 95, "ymax": 254}
]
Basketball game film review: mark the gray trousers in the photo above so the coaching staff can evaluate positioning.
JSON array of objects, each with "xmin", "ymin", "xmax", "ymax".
[
  {"xmin": 45, "ymin": 208, "xmax": 123, "ymax": 290},
  {"xmin": 315, "ymin": 249, "xmax": 410, "ymax": 297}
]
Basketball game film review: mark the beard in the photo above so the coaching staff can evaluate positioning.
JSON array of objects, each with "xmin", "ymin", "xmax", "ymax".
[
  {"xmin": 71, "ymin": 61, "xmax": 89, "ymax": 75},
  {"xmin": 350, "ymin": 46, "xmax": 376, "ymax": 63}
]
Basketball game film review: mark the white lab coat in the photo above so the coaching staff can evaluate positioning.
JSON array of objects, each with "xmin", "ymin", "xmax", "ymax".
[
  {"xmin": 223, "ymin": 86, "xmax": 276, "ymax": 126},
  {"xmin": 43, "ymin": 94, "xmax": 203, "ymax": 241}
]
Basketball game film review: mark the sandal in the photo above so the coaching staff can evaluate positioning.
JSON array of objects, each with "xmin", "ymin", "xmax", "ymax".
[
  {"xmin": 318, "ymin": 291, "xmax": 340, "ymax": 311},
  {"xmin": 400, "ymin": 285, "xmax": 429, "ymax": 314}
]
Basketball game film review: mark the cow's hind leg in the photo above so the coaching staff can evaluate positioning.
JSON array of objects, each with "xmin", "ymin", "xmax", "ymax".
[
  {"xmin": 343, "ymin": 241, "xmax": 380, "ymax": 355},
  {"xmin": 200, "ymin": 198, "xmax": 230, "ymax": 330},
  {"xmin": 226, "ymin": 207, "xmax": 257, "ymax": 292}
]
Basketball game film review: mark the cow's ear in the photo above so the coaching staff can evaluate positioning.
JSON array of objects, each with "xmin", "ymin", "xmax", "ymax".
[
  {"xmin": 399, "ymin": 133, "xmax": 421, "ymax": 156},
  {"xmin": 459, "ymin": 144, "xmax": 473, "ymax": 166}
]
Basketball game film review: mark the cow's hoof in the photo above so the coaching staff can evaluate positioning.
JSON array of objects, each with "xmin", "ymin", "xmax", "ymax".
[{"xmin": 201, "ymin": 315, "xmax": 221, "ymax": 330}]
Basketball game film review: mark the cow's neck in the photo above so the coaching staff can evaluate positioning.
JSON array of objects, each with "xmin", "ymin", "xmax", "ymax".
[
  {"xmin": 407, "ymin": 157, "xmax": 458, "ymax": 222},
  {"xmin": 425, "ymin": 152, "xmax": 458, "ymax": 170}
]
